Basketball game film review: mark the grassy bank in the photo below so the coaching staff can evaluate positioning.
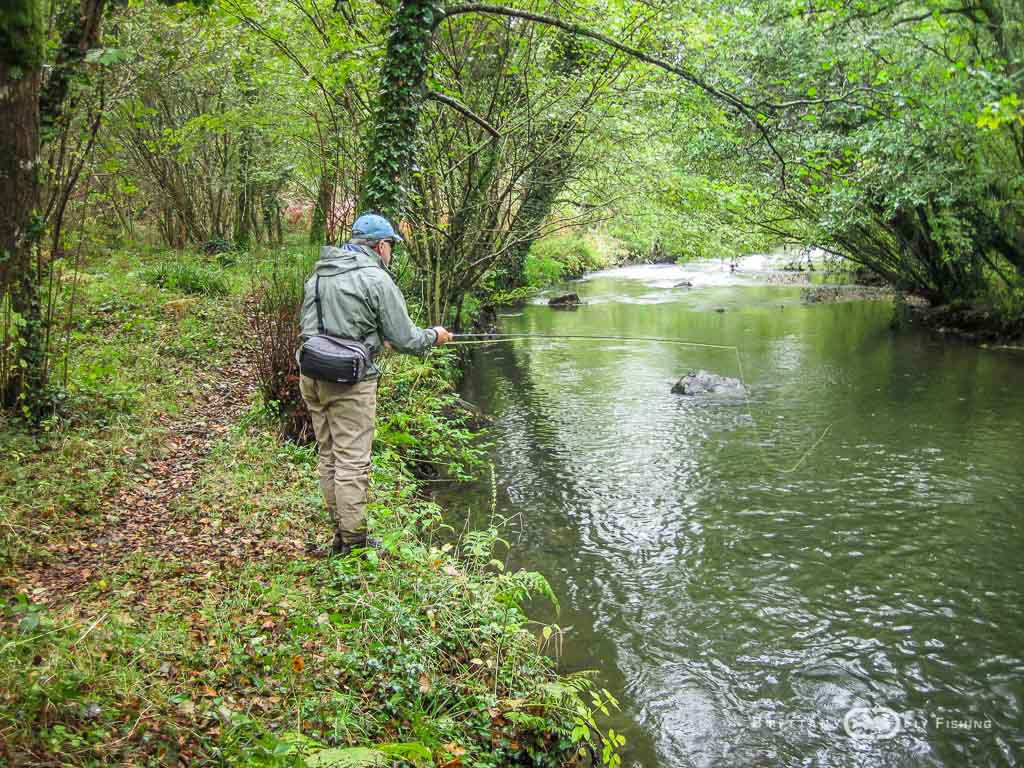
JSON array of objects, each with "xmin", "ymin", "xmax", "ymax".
[{"xmin": 0, "ymin": 246, "xmax": 621, "ymax": 767}]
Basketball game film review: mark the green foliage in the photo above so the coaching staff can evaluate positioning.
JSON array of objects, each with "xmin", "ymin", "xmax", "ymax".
[
  {"xmin": 649, "ymin": 0, "xmax": 1024, "ymax": 304},
  {"xmin": 524, "ymin": 234, "xmax": 606, "ymax": 288},
  {"xmin": 1, "ymin": 244, "xmax": 617, "ymax": 766},
  {"xmin": 524, "ymin": 252, "xmax": 567, "ymax": 289},
  {"xmin": 602, "ymin": 173, "xmax": 776, "ymax": 263},
  {"xmin": 142, "ymin": 259, "xmax": 230, "ymax": 296},
  {"xmin": 224, "ymin": 728, "xmax": 433, "ymax": 767},
  {"xmin": 0, "ymin": 0, "xmax": 45, "ymax": 69},
  {"xmin": 376, "ymin": 349, "xmax": 483, "ymax": 480}
]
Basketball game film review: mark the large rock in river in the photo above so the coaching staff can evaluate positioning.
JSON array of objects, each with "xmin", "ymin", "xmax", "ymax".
[
  {"xmin": 548, "ymin": 292, "xmax": 580, "ymax": 308},
  {"xmin": 671, "ymin": 370, "xmax": 746, "ymax": 397}
]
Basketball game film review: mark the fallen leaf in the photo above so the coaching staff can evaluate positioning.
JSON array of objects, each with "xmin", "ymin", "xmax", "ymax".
[{"xmin": 440, "ymin": 742, "xmax": 466, "ymax": 768}]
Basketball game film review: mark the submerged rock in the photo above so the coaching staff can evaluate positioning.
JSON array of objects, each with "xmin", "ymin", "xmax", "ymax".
[
  {"xmin": 674, "ymin": 280, "xmax": 694, "ymax": 288},
  {"xmin": 671, "ymin": 370, "xmax": 746, "ymax": 397},
  {"xmin": 548, "ymin": 292, "xmax": 580, "ymax": 308}
]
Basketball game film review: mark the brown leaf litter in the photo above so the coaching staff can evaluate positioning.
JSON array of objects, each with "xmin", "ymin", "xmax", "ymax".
[{"xmin": 11, "ymin": 346, "xmax": 305, "ymax": 607}]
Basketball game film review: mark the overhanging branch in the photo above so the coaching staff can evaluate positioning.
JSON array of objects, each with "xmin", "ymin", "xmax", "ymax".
[
  {"xmin": 426, "ymin": 89, "xmax": 501, "ymax": 138},
  {"xmin": 438, "ymin": 2, "xmax": 790, "ymax": 187},
  {"xmin": 439, "ymin": 3, "xmax": 752, "ymax": 114}
]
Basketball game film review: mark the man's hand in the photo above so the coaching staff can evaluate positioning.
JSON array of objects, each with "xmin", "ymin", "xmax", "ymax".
[{"xmin": 433, "ymin": 326, "xmax": 453, "ymax": 345}]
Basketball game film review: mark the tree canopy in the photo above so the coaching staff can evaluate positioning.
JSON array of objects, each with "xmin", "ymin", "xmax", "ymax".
[{"xmin": 1, "ymin": 0, "xmax": 1021, "ymax": 412}]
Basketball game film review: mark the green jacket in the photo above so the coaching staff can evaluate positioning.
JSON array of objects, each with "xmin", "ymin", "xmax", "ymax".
[{"xmin": 299, "ymin": 244, "xmax": 437, "ymax": 377}]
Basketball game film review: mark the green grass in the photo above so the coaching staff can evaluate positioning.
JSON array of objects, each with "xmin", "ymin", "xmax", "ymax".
[
  {"xmin": 1, "ymin": 243, "xmax": 623, "ymax": 767},
  {"xmin": 0, "ymin": 247, "xmax": 250, "ymax": 565},
  {"xmin": 142, "ymin": 260, "xmax": 230, "ymax": 296}
]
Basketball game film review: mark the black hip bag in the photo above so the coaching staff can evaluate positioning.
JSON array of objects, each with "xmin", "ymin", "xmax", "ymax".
[{"xmin": 299, "ymin": 275, "xmax": 372, "ymax": 384}]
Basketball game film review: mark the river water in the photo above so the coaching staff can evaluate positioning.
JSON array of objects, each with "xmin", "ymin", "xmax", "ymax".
[{"xmin": 437, "ymin": 258, "xmax": 1024, "ymax": 767}]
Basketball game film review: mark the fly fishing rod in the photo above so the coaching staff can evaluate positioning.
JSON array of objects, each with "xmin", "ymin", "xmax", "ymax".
[{"xmin": 445, "ymin": 332, "xmax": 832, "ymax": 474}]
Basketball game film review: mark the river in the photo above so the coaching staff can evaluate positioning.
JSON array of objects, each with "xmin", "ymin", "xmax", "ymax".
[{"xmin": 437, "ymin": 258, "xmax": 1024, "ymax": 767}]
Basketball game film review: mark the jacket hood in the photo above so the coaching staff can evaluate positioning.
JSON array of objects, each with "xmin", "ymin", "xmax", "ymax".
[{"xmin": 314, "ymin": 243, "xmax": 387, "ymax": 275}]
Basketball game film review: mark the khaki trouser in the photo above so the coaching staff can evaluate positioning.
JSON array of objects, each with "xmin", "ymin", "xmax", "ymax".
[{"xmin": 299, "ymin": 375, "xmax": 378, "ymax": 544}]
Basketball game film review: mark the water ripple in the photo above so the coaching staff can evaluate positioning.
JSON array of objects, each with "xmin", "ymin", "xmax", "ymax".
[{"xmin": 443, "ymin": 265, "xmax": 1024, "ymax": 767}]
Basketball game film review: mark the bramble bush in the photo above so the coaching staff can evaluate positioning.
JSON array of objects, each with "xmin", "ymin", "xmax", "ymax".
[{"xmin": 248, "ymin": 252, "xmax": 315, "ymax": 443}]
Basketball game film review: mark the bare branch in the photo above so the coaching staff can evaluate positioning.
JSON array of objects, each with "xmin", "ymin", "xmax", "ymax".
[
  {"xmin": 755, "ymin": 86, "xmax": 881, "ymax": 111},
  {"xmin": 893, "ymin": 5, "xmax": 983, "ymax": 26},
  {"xmin": 438, "ymin": 3, "xmax": 754, "ymax": 115},
  {"xmin": 426, "ymin": 89, "xmax": 502, "ymax": 138}
]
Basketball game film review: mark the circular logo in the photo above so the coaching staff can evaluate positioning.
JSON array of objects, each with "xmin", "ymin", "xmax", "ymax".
[{"xmin": 843, "ymin": 706, "xmax": 903, "ymax": 741}]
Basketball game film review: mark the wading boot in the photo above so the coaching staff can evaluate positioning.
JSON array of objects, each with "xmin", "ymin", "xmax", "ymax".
[{"xmin": 330, "ymin": 531, "xmax": 351, "ymax": 557}]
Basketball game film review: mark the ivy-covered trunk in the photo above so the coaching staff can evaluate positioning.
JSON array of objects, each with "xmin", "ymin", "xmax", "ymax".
[
  {"xmin": 499, "ymin": 133, "xmax": 574, "ymax": 289},
  {"xmin": 357, "ymin": 0, "xmax": 437, "ymax": 219},
  {"xmin": 0, "ymin": 0, "xmax": 46, "ymax": 408}
]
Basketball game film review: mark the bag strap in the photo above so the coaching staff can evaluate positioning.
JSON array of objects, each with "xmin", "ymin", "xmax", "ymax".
[{"xmin": 314, "ymin": 274, "xmax": 326, "ymax": 335}]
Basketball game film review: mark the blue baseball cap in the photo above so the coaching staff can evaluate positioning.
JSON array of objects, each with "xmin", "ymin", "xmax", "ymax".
[{"xmin": 351, "ymin": 213, "xmax": 403, "ymax": 243}]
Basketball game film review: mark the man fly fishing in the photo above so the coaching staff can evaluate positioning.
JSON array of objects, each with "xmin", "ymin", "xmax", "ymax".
[{"xmin": 298, "ymin": 213, "xmax": 452, "ymax": 556}]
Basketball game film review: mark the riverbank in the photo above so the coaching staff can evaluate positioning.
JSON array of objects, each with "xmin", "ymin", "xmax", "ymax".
[
  {"xmin": 799, "ymin": 278, "xmax": 1023, "ymax": 344},
  {"xmin": 894, "ymin": 296, "xmax": 1024, "ymax": 345},
  {"xmin": 0, "ymin": 246, "xmax": 615, "ymax": 766}
]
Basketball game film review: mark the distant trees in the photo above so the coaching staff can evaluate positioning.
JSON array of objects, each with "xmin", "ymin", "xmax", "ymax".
[{"xmin": 109, "ymin": 9, "xmax": 292, "ymax": 248}]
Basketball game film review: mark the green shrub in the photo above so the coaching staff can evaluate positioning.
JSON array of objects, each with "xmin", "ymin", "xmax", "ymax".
[
  {"xmin": 524, "ymin": 252, "xmax": 567, "ymax": 287},
  {"xmin": 524, "ymin": 235, "xmax": 603, "ymax": 288},
  {"xmin": 142, "ymin": 261, "xmax": 229, "ymax": 296},
  {"xmin": 199, "ymin": 237, "xmax": 233, "ymax": 255}
]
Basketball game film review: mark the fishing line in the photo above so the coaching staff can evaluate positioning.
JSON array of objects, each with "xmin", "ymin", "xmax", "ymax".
[{"xmin": 448, "ymin": 332, "xmax": 832, "ymax": 474}]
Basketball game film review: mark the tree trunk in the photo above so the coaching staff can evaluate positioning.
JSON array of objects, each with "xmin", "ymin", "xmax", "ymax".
[
  {"xmin": 39, "ymin": 0, "xmax": 105, "ymax": 138},
  {"xmin": 235, "ymin": 185, "xmax": 252, "ymax": 249},
  {"xmin": 1, "ymin": 1, "xmax": 46, "ymax": 408},
  {"xmin": 499, "ymin": 135, "xmax": 573, "ymax": 288},
  {"xmin": 0, "ymin": 5, "xmax": 44, "ymax": 291},
  {"xmin": 310, "ymin": 171, "xmax": 334, "ymax": 244},
  {"xmin": 262, "ymin": 192, "xmax": 282, "ymax": 246}
]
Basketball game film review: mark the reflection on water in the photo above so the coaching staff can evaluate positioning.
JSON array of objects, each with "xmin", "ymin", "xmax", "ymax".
[{"xmin": 438, "ymin": 263, "xmax": 1024, "ymax": 767}]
